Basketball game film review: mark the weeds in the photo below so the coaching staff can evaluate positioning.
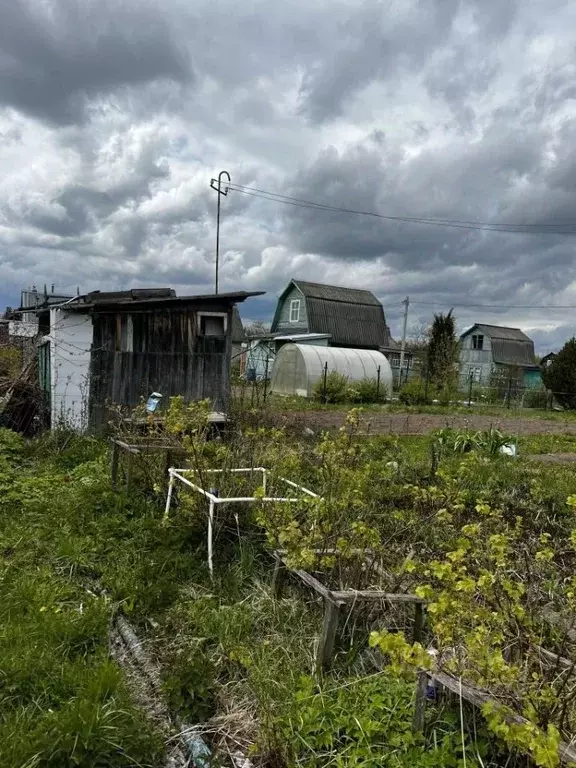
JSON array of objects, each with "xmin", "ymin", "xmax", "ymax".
[{"xmin": 8, "ymin": 406, "xmax": 576, "ymax": 768}]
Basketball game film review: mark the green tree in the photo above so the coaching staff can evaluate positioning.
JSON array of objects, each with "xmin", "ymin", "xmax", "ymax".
[
  {"xmin": 426, "ymin": 309, "xmax": 459, "ymax": 391},
  {"xmin": 542, "ymin": 337, "xmax": 576, "ymax": 409}
]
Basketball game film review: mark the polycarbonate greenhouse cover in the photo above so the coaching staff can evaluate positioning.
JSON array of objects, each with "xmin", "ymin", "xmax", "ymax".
[{"xmin": 270, "ymin": 343, "xmax": 393, "ymax": 398}]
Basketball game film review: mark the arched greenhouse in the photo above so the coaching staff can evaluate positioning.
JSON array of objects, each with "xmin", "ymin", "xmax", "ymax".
[{"xmin": 269, "ymin": 343, "xmax": 393, "ymax": 398}]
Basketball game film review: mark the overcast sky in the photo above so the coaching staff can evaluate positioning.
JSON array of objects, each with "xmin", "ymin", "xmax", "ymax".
[{"xmin": 1, "ymin": 0, "xmax": 576, "ymax": 349}]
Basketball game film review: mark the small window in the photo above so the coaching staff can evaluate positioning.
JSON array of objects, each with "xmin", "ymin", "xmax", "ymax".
[
  {"xmin": 289, "ymin": 299, "xmax": 300, "ymax": 323},
  {"xmin": 468, "ymin": 367, "xmax": 481, "ymax": 383},
  {"xmin": 472, "ymin": 334, "xmax": 484, "ymax": 350},
  {"xmin": 197, "ymin": 312, "xmax": 227, "ymax": 337},
  {"xmin": 201, "ymin": 316, "xmax": 225, "ymax": 336}
]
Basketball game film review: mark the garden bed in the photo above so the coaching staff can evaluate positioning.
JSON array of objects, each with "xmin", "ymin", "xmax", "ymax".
[{"xmin": 271, "ymin": 550, "xmax": 425, "ymax": 672}]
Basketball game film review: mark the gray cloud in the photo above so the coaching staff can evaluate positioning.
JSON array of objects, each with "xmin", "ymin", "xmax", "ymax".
[
  {"xmin": 2, "ymin": 0, "xmax": 576, "ymax": 353},
  {"xmin": 0, "ymin": 0, "xmax": 192, "ymax": 124}
]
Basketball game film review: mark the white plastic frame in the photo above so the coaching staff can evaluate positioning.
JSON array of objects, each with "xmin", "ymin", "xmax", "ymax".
[{"xmin": 163, "ymin": 467, "xmax": 318, "ymax": 576}]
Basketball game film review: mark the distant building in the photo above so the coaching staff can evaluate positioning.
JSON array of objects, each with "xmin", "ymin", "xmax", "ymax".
[
  {"xmin": 5, "ymin": 287, "xmax": 73, "ymax": 365},
  {"xmin": 459, "ymin": 323, "xmax": 541, "ymax": 388},
  {"xmin": 271, "ymin": 279, "xmax": 393, "ymax": 350}
]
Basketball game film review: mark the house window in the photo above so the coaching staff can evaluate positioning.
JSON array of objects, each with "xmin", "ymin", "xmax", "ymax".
[
  {"xmin": 472, "ymin": 334, "xmax": 484, "ymax": 350},
  {"xmin": 468, "ymin": 366, "xmax": 481, "ymax": 383},
  {"xmin": 289, "ymin": 299, "xmax": 300, "ymax": 323}
]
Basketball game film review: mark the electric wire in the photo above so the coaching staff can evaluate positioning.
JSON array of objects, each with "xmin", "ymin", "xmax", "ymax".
[{"xmin": 227, "ymin": 182, "xmax": 576, "ymax": 236}]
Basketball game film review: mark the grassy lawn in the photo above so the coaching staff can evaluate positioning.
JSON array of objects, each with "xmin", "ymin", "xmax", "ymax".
[{"xmin": 5, "ymin": 412, "xmax": 576, "ymax": 767}]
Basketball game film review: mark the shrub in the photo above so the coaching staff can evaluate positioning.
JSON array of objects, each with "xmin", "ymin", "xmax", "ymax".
[
  {"xmin": 399, "ymin": 379, "xmax": 433, "ymax": 405},
  {"xmin": 542, "ymin": 337, "xmax": 576, "ymax": 409},
  {"xmin": 313, "ymin": 371, "xmax": 350, "ymax": 403},
  {"xmin": 522, "ymin": 388, "xmax": 549, "ymax": 410},
  {"xmin": 352, "ymin": 377, "xmax": 388, "ymax": 404}
]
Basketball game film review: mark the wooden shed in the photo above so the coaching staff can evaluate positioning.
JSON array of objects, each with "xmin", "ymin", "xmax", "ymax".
[{"xmin": 37, "ymin": 288, "xmax": 262, "ymax": 431}]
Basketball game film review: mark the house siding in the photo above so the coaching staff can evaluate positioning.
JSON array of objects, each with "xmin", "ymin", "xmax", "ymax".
[
  {"xmin": 274, "ymin": 285, "xmax": 308, "ymax": 334},
  {"xmin": 459, "ymin": 333, "xmax": 493, "ymax": 383}
]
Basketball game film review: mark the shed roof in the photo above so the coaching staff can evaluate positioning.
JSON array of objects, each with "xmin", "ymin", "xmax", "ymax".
[
  {"xmin": 461, "ymin": 323, "xmax": 536, "ymax": 367},
  {"xmin": 65, "ymin": 290, "xmax": 263, "ymax": 312},
  {"xmin": 273, "ymin": 279, "xmax": 391, "ymax": 348}
]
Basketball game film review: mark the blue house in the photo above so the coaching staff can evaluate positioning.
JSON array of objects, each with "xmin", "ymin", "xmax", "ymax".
[{"xmin": 459, "ymin": 324, "xmax": 542, "ymax": 388}]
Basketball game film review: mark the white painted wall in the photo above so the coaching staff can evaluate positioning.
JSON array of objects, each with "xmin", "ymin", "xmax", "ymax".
[{"xmin": 48, "ymin": 309, "xmax": 93, "ymax": 430}]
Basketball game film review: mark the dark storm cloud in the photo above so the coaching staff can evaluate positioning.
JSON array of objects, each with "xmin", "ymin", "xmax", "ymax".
[
  {"xmin": 298, "ymin": 0, "xmax": 518, "ymax": 123},
  {"xmin": 2, "ymin": 0, "xmax": 576, "ymax": 354},
  {"xmin": 0, "ymin": 0, "xmax": 191, "ymax": 124}
]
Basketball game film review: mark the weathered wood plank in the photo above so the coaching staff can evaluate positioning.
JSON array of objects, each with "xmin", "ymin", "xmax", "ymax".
[
  {"xmin": 112, "ymin": 439, "xmax": 141, "ymax": 455},
  {"xmin": 293, "ymin": 569, "xmax": 335, "ymax": 602},
  {"xmin": 110, "ymin": 440, "xmax": 119, "ymax": 489},
  {"xmin": 413, "ymin": 601, "xmax": 424, "ymax": 643},
  {"xmin": 412, "ymin": 670, "xmax": 428, "ymax": 732},
  {"xmin": 431, "ymin": 670, "xmax": 576, "ymax": 765},
  {"xmin": 331, "ymin": 589, "xmax": 425, "ymax": 603},
  {"xmin": 316, "ymin": 599, "xmax": 341, "ymax": 672},
  {"xmin": 271, "ymin": 557, "xmax": 287, "ymax": 599}
]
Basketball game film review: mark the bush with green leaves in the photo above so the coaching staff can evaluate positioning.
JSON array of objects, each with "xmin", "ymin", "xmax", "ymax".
[
  {"xmin": 277, "ymin": 674, "xmax": 480, "ymax": 767},
  {"xmin": 312, "ymin": 372, "xmax": 387, "ymax": 404},
  {"xmin": 398, "ymin": 378, "xmax": 434, "ymax": 405},
  {"xmin": 352, "ymin": 376, "xmax": 388, "ymax": 403},
  {"xmin": 313, "ymin": 370, "xmax": 350, "ymax": 403}
]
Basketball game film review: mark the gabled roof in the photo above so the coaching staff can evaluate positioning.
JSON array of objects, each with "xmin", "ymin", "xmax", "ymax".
[
  {"xmin": 292, "ymin": 280, "xmax": 381, "ymax": 306},
  {"xmin": 462, "ymin": 323, "xmax": 532, "ymax": 343},
  {"xmin": 461, "ymin": 323, "xmax": 536, "ymax": 367},
  {"xmin": 272, "ymin": 279, "xmax": 391, "ymax": 348}
]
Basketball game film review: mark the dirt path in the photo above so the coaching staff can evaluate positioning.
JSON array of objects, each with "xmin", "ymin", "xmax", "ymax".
[{"xmin": 278, "ymin": 411, "xmax": 576, "ymax": 436}]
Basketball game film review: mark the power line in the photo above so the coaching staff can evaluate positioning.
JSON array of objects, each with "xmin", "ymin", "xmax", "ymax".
[
  {"xmin": 228, "ymin": 182, "xmax": 576, "ymax": 236},
  {"xmin": 409, "ymin": 300, "xmax": 576, "ymax": 309}
]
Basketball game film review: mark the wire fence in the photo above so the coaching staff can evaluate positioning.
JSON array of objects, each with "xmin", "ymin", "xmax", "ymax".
[{"xmin": 235, "ymin": 348, "xmax": 569, "ymax": 414}]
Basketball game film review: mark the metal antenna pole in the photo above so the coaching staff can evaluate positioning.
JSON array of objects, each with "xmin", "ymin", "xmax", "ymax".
[
  {"xmin": 399, "ymin": 296, "xmax": 409, "ymax": 373},
  {"xmin": 210, "ymin": 171, "xmax": 231, "ymax": 294}
]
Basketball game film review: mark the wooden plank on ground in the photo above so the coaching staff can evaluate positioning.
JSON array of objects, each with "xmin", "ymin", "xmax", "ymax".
[
  {"xmin": 431, "ymin": 670, "xmax": 576, "ymax": 765},
  {"xmin": 331, "ymin": 589, "xmax": 425, "ymax": 603}
]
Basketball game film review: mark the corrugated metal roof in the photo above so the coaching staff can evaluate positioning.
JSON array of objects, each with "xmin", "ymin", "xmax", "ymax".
[
  {"xmin": 461, "ymin": 323, "xmax": 536, "ymax": 367},
  {"xmin": 293, "ymin": 280, "xmax": 381, "ymax": 306},
  {"xmin": 473, "ymin": 324, "xmax": 532, "ymax": 342},
  {"xmin": 306, "ymin": 297, "xmax": 389, "ymax": 348},
  {"xmin": 490, "ymin": 339, "xmax": 537, "ymax": 366}
]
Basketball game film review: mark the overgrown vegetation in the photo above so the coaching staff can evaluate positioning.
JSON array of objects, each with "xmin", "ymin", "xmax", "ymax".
[
  {"xmin": 426, "ymin": 309, "xmax": 459, "ymax": 393},
  {"xmin": 8, "ymin": 401, "xmax": 576, "ymax": 767},
  {"xmin": 312, "ymin": 371, "xmax": 388, "ymax": 404},
  {"xmin": 542, "ymin": 337, "xmax": 576, "ymax": 409},
  {"xmin": 0, "ymin": 429, "xmax": 164, "ymax": 767}
]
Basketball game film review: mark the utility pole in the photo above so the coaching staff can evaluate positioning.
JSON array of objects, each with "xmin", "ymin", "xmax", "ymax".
[
  {"xmin": 399, "ymin": 296, "xmax": 409, "ymax": 374},
  {"xmin": 210, "ymin": 171, "xmax": 231, "ymax": 294}
]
